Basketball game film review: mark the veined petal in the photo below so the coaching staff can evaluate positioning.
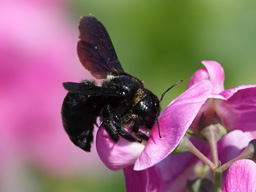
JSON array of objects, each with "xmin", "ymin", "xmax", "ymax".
[
  {"xmin": 134, "ymin": 80, "xmax": 212, "ymax": 170},
  {"xmin": 201, "ymin": 60, "xmax": 225, "ymax": 94},
  {"xmin": 96, "ymin": 126, "xmax": 145, "ymax": 171},
  {"xmin": 215, "ymin": 86, "xmax": 256, "ymax": 132},
  {"xmin": 123, "ymin": 165, "xmax": 163, "ymax": 192},
  {"xmin": 223, "ymin": 160, "xmax": 256, "ymax": 192}
]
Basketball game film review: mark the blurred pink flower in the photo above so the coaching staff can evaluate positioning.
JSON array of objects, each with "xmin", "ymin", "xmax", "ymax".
[
  {"xmin": 223, "ymin": 159, "xmax": 256, "ymax": 192},
  {"xmin": 0, "ymin": 0, "xmax": 102, "ymax": 179}
]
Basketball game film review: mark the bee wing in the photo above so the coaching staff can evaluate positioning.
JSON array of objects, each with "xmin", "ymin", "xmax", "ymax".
[
  {"xmin": 63, "ymin": 82, "xmax": 122, "ymax": 97},
  {"xmin": 77, "ymin": 16, "xmax": 124, "ymax": 79}
]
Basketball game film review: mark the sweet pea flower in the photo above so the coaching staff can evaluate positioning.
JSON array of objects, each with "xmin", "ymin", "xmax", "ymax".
[
  {"xmin": 96, "ymin": 61, "xmax": 256, "ymax": 191},
  {"xmin": 159, "ymin": 61, "xmax": 256, "ymax": 191},
  {"xmin": 146, "ymin": 61, "xmax": 256, "ymax": 191}
]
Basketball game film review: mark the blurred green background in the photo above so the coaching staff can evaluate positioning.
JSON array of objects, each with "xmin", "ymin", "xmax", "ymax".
[
  {"xmin": 71, "ymin": 0, "xmax": 256, "ymax": 108},
  {"xmin": 1, "ymin": 0, "xmax": 256, "ymax": 192}
]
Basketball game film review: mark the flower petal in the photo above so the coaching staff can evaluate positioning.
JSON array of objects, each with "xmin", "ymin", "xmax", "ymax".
[
  {"xmin": 134, "ymin": 80, "xmax": 212, "ymax": 170},
  {"xmin": 215, "ymin": 86, "xmax": 256, "ymax": 132},
  {"xmin": 201, "ymin": 60, "xmax": 225, "ymax": 94},
  {"xmin": 96, "ymin": 126, "xmax": 145, "ymax": 171},
  {"xmin": 218, "ymin": 130, "xmax": 254, "ymax": 165},
  {"xmin": 219, "ymin": 85, "xmax": 256, "ymax": 99},
  {"xmin": 187, "ymin": 60, "xmax": 225, "ymax": 94},
  {"xmin": 123, "ymin": 165, "xmax": 163, "ymax": 192},
  {"xmin": 187, "ymin": 68, "xmax": 209, "ymax": 89},
  {"xmin": 223, "ymin": 160, "xmax": 256, "ymax": 192}
]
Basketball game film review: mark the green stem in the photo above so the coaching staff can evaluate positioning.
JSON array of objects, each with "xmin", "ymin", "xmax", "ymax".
[{"xmin": 214, "ymin": 163, "xmax": 222, "ymax": 192}]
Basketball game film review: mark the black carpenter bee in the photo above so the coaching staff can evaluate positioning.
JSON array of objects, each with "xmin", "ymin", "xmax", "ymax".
[{"xmin": 61, "ymin": 16, "xmax": 181, "ymax": 152}]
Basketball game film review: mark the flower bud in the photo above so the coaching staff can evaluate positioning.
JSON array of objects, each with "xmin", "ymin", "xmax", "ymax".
[
  {"xmin": 247, "ymin": 139, "xmax": 256, "ymax": 160},
  {"xmin": 197, "ymin": 114, "xmax": 227, "ymax": 142}
]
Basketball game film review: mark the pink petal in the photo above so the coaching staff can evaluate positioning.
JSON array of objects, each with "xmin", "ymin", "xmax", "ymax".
[
  {"xmin": 187, "ymin": 68, "xmax": 209, "ymax": 89},
  {"xmin": 223, "ymin": 160, "xmax": 256, "ymax": 192},
  {"xmin": 215, "ymin": 86, "xmax": 256, "ymax": 132},
  {"xmin": 219, "ymin": 85, "xmax": 256, "ymax": 99},
  {"xmin": 134, "ymin": 80, "xmax": 212, "ymax": 170},
  {"xmin": 218, "ymin": 130, "xmax": 254, "ymax": 165},
  {"xmin": 201, "ymin": 60, "xmax": 225, "ymax": 94},
  {"xmin": 123, "ymin": 165, "xmax": 163, "ymax": 192},
  {"xmin": 96, "ymin": 126, "xmax": 145, "ymax": 171}
]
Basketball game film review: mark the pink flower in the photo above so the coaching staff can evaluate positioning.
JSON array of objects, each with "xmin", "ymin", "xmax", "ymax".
[
  {"xmin": 157, "ymin": 61, "xmax": 256, "ymax": 191},
  {"xmin": 96, "ymin": 61, "xmax": 256, "ymax": 191},
  {"xmin": 161, "ymin": 61, "xmax": 256, "ymax": 191},
  {"xmin": 223, "ymin": 159, "xmax": 256, "ymax": 192}
]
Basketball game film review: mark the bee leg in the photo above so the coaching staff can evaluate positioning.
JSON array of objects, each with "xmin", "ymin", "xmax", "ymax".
[
  {"xmin": 100, "ymin": 105, "xmax": 120, "ymax": 142},
  {"xmin": 101, "ymin": 105, "xmax": 138, "ymax": 142},
  {"xmin": 117, "ymin": 118, "xmax": 137, "ymax": 142},
  {"xmin": 114, "ymin": 114, "xmax": 137, "ymax": 142},
  {"xmin": 131, "ymin": 118, "xmax": 149, "ymax": 141}
]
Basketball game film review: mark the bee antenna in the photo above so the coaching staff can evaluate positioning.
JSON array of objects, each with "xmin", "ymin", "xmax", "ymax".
[
  {"xmin": 157, "ymin": 80, "xmax": 183, "ymax": 139},
  {"xmin": 159, "ymin": 80, "xmax": 183, "ymax": 103},
  {"xmin": 156, "ymin": 118, "xmax": 161, "ymax": 138}
]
